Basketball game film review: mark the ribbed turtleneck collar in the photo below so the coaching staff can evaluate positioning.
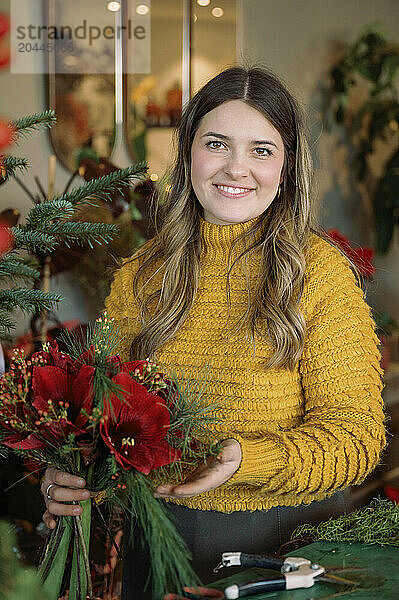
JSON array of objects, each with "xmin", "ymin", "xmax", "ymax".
[{"xmin": 199, "ymin": 214, "xmax": 264, "ymax": 260}]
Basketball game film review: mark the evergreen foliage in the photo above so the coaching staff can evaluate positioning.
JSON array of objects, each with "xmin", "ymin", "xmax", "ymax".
[
  {"xmin": 0, "ymin": 521, "xmax": 47, "ymax": 600},
  {"xmin": 0, "ymin": 110, "xmax": 148, "ymax": 340}
]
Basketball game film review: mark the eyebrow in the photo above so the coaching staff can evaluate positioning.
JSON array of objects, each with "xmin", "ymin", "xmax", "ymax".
[{"xmin": 201, "ymin": 131, "xmax": 279, "ymax": 148}]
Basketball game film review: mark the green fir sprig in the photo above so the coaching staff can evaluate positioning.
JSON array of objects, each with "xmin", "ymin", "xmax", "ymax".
[
  {"xmin": 0, "ymin": 110, "xmax": 148, "ymax": 339},
  {"xmin": 10, "ymin": 109, "xmax": 57, "ymax": 140},
  {"xmin": 291, "ymin": 497, "xmax": 399, "ymax": 546},
  {"xmin": 0, "ymin": 155, "xmax": 29, "ymax": 182},
  {"xmin": 124, "ymin": 471, "xmax": 201, "ymax": 599},
  {"xmin": 0, "ymin": 288, "xmax": 62, "ymax": 314},
  {"xmin": 53, "ymin": 162, "xmax": 148, "ymax": 208},
  {"xmin": 0, "ymin": 254, "xmax": 40, "ymax": 282}
]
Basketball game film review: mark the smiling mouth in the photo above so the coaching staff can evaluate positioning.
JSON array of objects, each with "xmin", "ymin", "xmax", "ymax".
[{"xmin": 213, "ymin": 184, "xmax": 255, "ymax": 197}]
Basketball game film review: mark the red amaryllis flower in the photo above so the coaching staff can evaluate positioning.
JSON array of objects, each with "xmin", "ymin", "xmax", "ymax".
[
  {"xmin": 2, "ymin": 363, "xmax": 95, "ymax": 450},
  {"xmin": 100, "ymin": 371, "xmax": 181, "ymax": 475},
  {"xmin": 31, "ymin": 339, "xmax": 78, "ymax": 375}
]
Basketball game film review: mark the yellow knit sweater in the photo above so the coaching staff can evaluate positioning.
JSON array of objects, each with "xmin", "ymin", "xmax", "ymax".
[{"xmin": 104, "ymin": 216, "xmax": 386, "ymax": 513}]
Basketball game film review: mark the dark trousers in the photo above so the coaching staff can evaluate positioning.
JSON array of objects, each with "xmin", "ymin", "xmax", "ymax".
[{"xmin": 121, "ymin": 492, "xmax": 348, "ymax": 599}]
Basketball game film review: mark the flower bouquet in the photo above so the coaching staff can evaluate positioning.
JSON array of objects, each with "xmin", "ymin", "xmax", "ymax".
[{"xmin": 0, "ymin": 312, "xmax": 221, "ymax": 600}]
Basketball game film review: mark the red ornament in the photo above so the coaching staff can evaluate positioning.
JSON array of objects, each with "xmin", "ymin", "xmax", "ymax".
[
  {"xmin": 0, "ymin": 13, "xmax": 10, "ymax": 38},
  {"xmin": 100, "ymin": 371, "xmax": 181, "ymax": 475},
  {"xmin": 0, "ymin": 13, "xmax": 10, "ymax": 69},
  {"xmin": 0, "ymin": 218, "xmax": 14, "ymax": 257},
  {"xmin": 0, "ymin": 120, "xmax": 14, "ymax": 152},
  {"xmin": 326, "ymin": 229, "xmax": 376, "ymax": 277},
  {"xmin": 0, "ymin": 48, "xmax": 10, "ymax": 68}
]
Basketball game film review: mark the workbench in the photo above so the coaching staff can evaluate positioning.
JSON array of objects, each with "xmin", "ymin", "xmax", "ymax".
[{"xmin": 211, "ymin": 541, "xmax": 399, "ymax": 599}]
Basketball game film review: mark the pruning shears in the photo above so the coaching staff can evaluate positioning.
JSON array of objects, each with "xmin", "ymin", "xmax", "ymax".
[
  {"xmin": 214, "ymin": 552, "xmax": 359, "ymax": 599},
  {"xmin": 163, "ymin": 551, "xmax": 361, "ymax": 600}
]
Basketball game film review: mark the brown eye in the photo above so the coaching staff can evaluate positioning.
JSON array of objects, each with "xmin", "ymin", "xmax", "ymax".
[
  {"xmin": 206, "ymin": 141, "xmax": 224, "ymax": 149},
  {"xmin": 254, "ymin": 147, "xmax": 272, "ymax": 156}
]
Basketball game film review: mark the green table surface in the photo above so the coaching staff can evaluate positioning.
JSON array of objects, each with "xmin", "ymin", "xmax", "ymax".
[{"xmin": 210, "ymin": 541, "xmax": 399, "ymax": 600}]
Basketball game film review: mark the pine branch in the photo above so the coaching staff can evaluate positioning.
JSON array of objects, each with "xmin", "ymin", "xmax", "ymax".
[
  {"xmin": 0, "ymin": 255, "xmax": 40, "ymax": 282},
  {"xmin": 10, "ymin": 109, "xmax": 57, "ymax": 142},
  {"xmin": 126, "ymin": 472, "xmax": 200, "ymax": 599},
  {"xmin": 0, "ymin": 288, "xmax": 63, "ymax": 314},
  {"xmin": 54, "ymin": 162, "xmax": 148, "ymax": 208},
  {"xmin": 0, "ymin": 155, "xmax": 29, "ymax": 182},
  {"xmin": 26, "ymin": 199, "xmax": 75, "ymax": 228},
  {"xmin": 11, "ymin": 228, "xmax": 58, "ymax": 253},
  {"xmin": 32, "ymin": 221, "xmax": 120, "ymax": 248},
  {"xmin": 0, "ymin": 310, "xmax": 16, "ymax": 340}
]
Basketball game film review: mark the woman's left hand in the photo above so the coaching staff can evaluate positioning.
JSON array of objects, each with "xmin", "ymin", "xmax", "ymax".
[{"xmin": 154, "ymin": 438, "xmax": 242, "ymax": 498}]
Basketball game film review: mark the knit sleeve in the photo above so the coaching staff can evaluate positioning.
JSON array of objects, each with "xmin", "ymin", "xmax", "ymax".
[
  {"xmin": 103, "ymin": 256, "xmax": 142, "ymax": 363},
  {"xmin": 227, "ymin": 239, "xmax": 387, "ymax": 498}
]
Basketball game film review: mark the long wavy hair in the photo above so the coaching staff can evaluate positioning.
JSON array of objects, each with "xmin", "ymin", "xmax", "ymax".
[{"xmin": 124, "ymin": 64, "xmax": 362, "ymax": 370}]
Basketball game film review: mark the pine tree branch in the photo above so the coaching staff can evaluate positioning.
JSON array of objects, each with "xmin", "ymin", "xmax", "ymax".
[
  {"xmin": 26, "ymin": 199, "xmax": 75, "ymax": 228},
  {"xmin": 54, "ymin": 163, "xmax": 148, "ymax": 208},
  {"xmin": 0, "ymin": 156, "xmax": 29, "ymax": 183},
  {"xmin": 0, "ymin": 288, "xmax": 63, "ymax": 314},
  {"xmin": 0, "ymin": 310, "xmax": 17, "ymax": 340},
  {"xmin": 39, "ymin": 221, "xmax": 119, "ymax": 245},
  {"xmin": 0, "ymin": 255, "xmax": 40, "ymax": 282},
  {"xmin": 10, "ymin": 110, "xmax": 57, "ymax": 142},
  {"xmin": 11, "ymin": 229, "xmax": 58, "ymax": 253}
]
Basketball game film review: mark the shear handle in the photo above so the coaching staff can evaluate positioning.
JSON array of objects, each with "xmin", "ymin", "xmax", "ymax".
[
  {"xmin": 239, "ymin": 553, "xmax": 286, "ymax": 570},
  {"xmin": 224, "ymin": 575, "xmax": 286, "ymax": 599}
]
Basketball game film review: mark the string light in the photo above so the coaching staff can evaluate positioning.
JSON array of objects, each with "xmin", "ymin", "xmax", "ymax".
[
  {"xmin": 211, "ymin": 7, "xmax": 224, "ymax": 17},
  {"xmin": 107, "ymin": 2, "xmax": 121, "ymax": 12},
  {"xmin": 136, "ymin": 4, "xmax": 150, "ymax": 15}
]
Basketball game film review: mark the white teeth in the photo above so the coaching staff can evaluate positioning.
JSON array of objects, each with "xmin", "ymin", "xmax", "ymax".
[{"xmin": 215, "ymin": 185, "xmax": 252, "ymax": 194}]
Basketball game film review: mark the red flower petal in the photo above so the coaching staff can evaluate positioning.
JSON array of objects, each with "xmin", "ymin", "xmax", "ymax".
[
  {"xmin": 2, "ymin": 432, "xmax": 46, "ymax": 450},
  {"xmin": 32, "ymin": 366, "xmax": 71, "ymax": 412}
]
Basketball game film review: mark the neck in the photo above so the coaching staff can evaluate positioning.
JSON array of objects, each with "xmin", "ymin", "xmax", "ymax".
[{"xmin": 199, "ymin": 214, "xmax": 264, "ymax": 260}]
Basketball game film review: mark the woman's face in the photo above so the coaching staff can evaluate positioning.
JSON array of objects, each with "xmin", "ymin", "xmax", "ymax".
[{"xmin": 191, "ymin": 99, "xmax": 285, "ymax": 225}]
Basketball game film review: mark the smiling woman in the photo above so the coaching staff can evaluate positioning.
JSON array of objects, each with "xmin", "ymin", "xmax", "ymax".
[
  {"xmin": 41, "ymin": 65, "xmax": 386, "ymax": 599},
  {"xmin": 191, "ymin": 100, "xmax": 285, "ymax": 224}
]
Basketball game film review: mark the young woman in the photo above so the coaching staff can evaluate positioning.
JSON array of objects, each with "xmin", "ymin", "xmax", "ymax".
[{"xmin": 41, "ymin": 65, "xmax": 386, "ymax": 597}]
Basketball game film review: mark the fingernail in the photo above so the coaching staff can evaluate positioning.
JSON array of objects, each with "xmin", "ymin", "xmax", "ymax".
[
  {"xmin": 77, "ymin": 478, "xmax": 86, "ymax": 487},
  {"xmin": 73, "ymin": 506, "xmax": 82, "ymax": 514},
  {"xmin": 153, "ymin": 493, "xmax": 161, "ymax": 498},
  {"xmin": 82, "ymin": 491, "xmax": 90, "ymax": 499}
]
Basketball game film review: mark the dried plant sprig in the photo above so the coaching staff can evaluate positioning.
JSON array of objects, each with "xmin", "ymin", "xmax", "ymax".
[{"xmin": 291, "ymin": 497, "xmax": 399, "ymax": 546}]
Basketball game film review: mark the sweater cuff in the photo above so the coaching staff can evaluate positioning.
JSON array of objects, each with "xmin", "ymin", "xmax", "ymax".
[{"xmin": 226, "ymin": 434, "xmax": 288, "ymax": 486}]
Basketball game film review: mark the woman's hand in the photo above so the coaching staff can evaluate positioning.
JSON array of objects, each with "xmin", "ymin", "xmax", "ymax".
[
  {"xmin": 154, "ymin": 438, "xmax": 242, "ymax": 499},
  {"xmin": 41, "ymin": 467, "xmax": 90, "ymax": 530}
]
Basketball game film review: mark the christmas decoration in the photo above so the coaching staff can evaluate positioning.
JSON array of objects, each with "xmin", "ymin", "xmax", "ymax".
[
  {"xmin": 0, "ymin": 110, "xmax": 148, "ymax": 342},
  {"xmin": 0, "ymin": 312, "xmax": 221, "ymax": 600},
  {"xmin": 0, "ymin": 12, "xmax": 10, "ymax": 69}
]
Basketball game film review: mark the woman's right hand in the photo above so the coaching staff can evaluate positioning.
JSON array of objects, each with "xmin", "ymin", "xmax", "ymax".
[{"xmin": 41, "ymin": 467, "xmax": 90, "ymax": 530}]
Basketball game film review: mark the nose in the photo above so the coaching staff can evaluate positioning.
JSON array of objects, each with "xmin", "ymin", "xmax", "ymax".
[{"xmin": 223, "ymin": 152, "xmax": 250, "ymax": 180}]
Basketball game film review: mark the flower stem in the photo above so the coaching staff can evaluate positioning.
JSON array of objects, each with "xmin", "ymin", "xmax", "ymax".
[{"xmin": 75, "ymin": 510, "xmax": 92, "ymax": 599}]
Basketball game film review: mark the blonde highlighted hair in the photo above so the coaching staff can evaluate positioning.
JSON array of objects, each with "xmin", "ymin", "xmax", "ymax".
[{"xmin": 123, "ymin": 65, "xmax": 362, "ymax": 370}]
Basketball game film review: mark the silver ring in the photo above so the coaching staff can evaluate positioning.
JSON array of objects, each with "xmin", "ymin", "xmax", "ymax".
[{"xmin": 45, "ymin": 483, "xmax": 55, "ymax": 501}]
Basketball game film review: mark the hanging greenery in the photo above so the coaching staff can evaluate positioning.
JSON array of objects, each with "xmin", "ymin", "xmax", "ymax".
[{"xmin": 324, "ymin": 24, "xmax": 399, "ymax": 254}]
